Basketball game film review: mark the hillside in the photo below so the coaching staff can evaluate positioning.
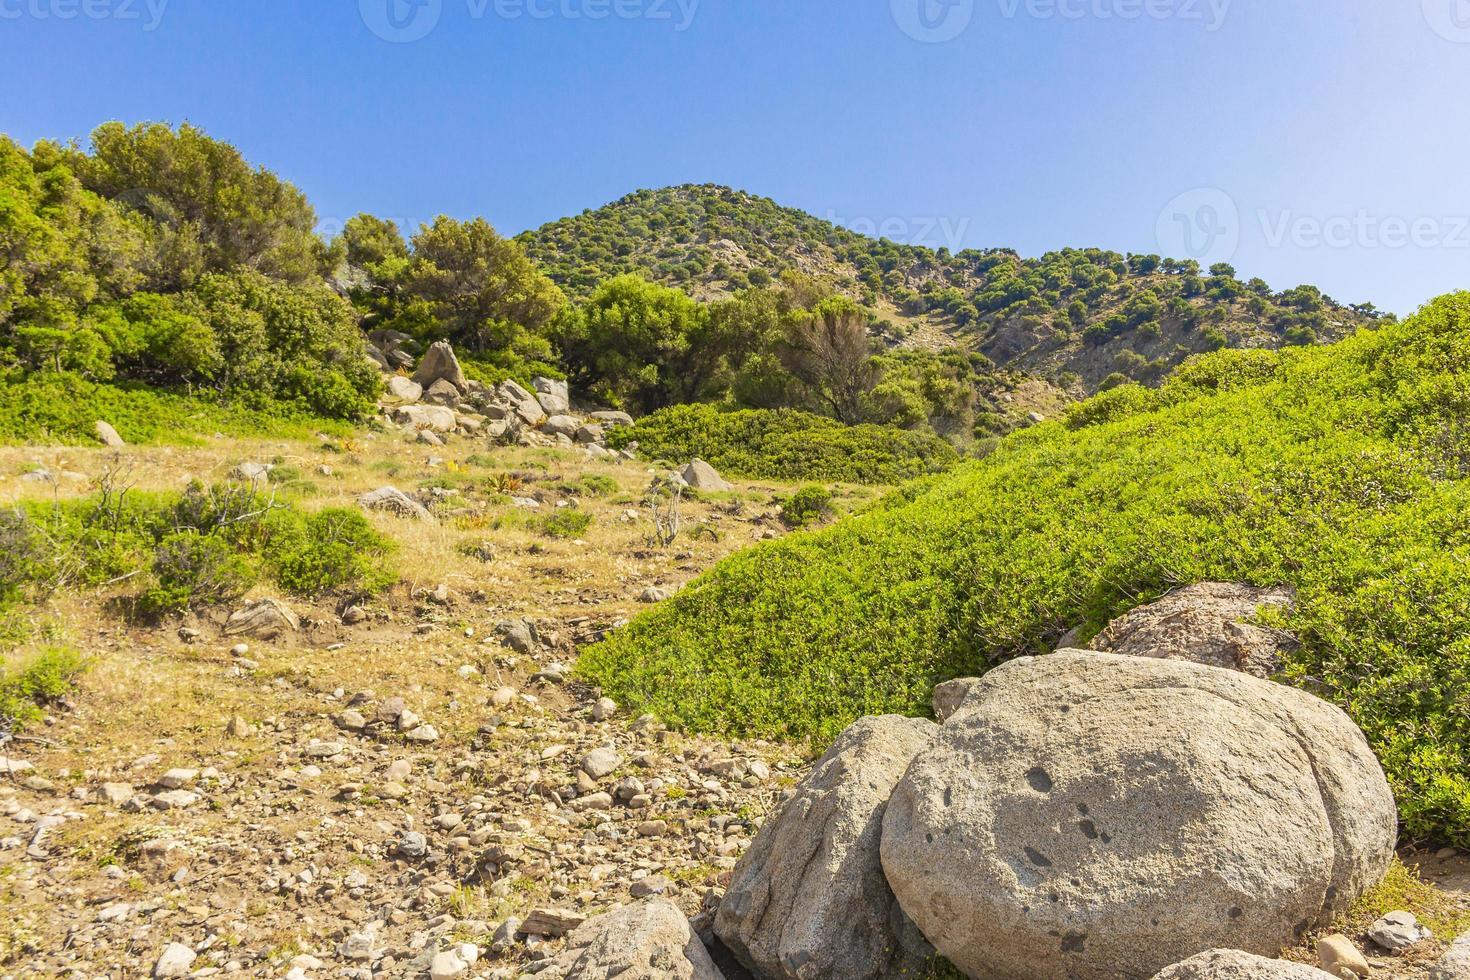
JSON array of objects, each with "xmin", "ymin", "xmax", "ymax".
[
  {"xmin": 578, "ymin": 291, "xmax": 1470, "ymax": 847},
  {"xmin": 519, "ymin": 184, "xmax": 1389, "ymax": 391}
]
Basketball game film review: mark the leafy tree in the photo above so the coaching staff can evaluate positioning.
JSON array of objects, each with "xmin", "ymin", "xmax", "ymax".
[{"xmin": 778, "ymin": 296, "xmax": 880, "ymax": 424}]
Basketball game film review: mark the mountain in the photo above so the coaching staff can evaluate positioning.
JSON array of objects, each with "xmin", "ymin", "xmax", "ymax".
[{"xmin": 519, "ymin": 184, "xmax": 1389, "ymax": 392}]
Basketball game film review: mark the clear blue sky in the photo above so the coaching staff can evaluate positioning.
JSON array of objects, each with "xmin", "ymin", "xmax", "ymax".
[{"xmin": 5, "ymin": 0, "xmax": 1468, "ymax": 314}]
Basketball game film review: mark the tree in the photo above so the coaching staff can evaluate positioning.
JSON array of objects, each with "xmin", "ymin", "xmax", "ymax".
[
  {"xmin": 406, "ymin": 216, "xmax": 566, "ymax": 353},
  {"xmin": 73, "ymin": 122, "xmax": 324, "ymax": 287},
  {"xmin": 557, "ymin": 275, "xmax": 728, "ymax": 411},
  {"xmin": 778, "ymin": 296, "xmax": 880, "ymax": 424}
]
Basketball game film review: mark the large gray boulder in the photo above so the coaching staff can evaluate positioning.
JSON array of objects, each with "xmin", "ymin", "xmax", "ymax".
[
  {"xmin": 539, "ymin": 900, "xmax": 724, "ymax": 979},
  {"xmin": 543, "ymin": 415, "xmax": 580, "ymax": 438},
  {"xmin": 358, "ymin": 486, "xmax": 436, "ymax": 522},
  {"xmin": 421, "ymin": 378, "xmax": 462, "ymax": 409},
  {"xmin": 1088, "ymin": 582, "xmax": 1297, "ymax": 678},
  {"xmin": 715, "ymin": 715, "xmax": 938, "ymax": 980},
  {"xmin": 534, "ymin": 376, "xmax": 571, "ymax": 414},
  {"xmin": 386, "ymin": 376, "xmax": 423, "ymax": 403},
  {"xmin": 880, "ymin": 651, "xmax": 1397, "ymax": 980},
  {"xmin": 1150, "ymin": 949, "xmax": 1339, "ymax": 979},
  {"xmin": 94, "ymin": 420, "xmax": 126, "ymax": 448},
  {"xmin": 411, "ymin": 341, "xmax": 467, "ymax": 393},
  {"xmin": 681, "ymin": 458, "xmax": 731, "ymax": 492},
  {"xmin": 497, "ymin": 380, "xmax": 547, "ymax": 426},
  {"xmin": 393, "ymin": 404, "xmax": 457, "ymax": 432}
]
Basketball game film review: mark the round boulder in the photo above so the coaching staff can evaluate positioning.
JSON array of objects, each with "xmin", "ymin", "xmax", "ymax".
[
  {"xmin": 715, "ymin": 715, "xmax": 938, "ymax": 980},
  {"xmin": 880, "ymin": 651, "xmax": 1396, "ymax": 980},
  {"xmin": 1150, "ymin": 949, "xmax": 1339, "ymax": 979}
]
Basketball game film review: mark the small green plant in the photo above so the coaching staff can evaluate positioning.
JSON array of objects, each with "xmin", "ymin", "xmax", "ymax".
[
  {"xmin": 537, "ymin": 509, "xmax": 593, "ymax": 539},
  {"xmin": 264, "ymin": 509, "xmax": 397, "ymax": 597},
  {"xmin": 0, "ymin": 646, "xmax": 86, "ymax": 728},
  {"xmin": 779, "ymin": 485, "xmax": 835, "ymax": 528},
  {"xmin": 139, "ymin": 531, "xmax": 257, "ymax": 615}
]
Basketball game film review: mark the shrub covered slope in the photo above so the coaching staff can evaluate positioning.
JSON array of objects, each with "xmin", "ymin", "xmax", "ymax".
[
  {"xmin": 580, "ymin": 293, "xmax": 1470, "ymax": 845},
  {"xmin": 606, "ymin": 404, "xmax": 958, "ymax": 484}
]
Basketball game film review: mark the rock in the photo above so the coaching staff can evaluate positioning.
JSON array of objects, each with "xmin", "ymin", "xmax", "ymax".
[
  {"xmin": 230, "ymin": 462, "xmax": 272, "ymax": 484},
  {"xmin": 590, "ymin": 410, "xmax": 634, "ymax": 428},
  {"xmin": 538, "ymin": 900, "xmax": 723, "ymax": 979},
  {"xmin": 153, "ymin": 942, "xmax": 196, "ymax": 977},
  {"xmin": 151, "ymin": 789, "xmax": 199, "ymax": 810},
  {"xmin": 1317, "ymin": 934, "xmax": 1371, "ymax": 979},
  {"xmin": 412, "ymin": 341, "xmax": 468, "ymax": 393},
  {"xmin": 94, "ymin": 420, "xmax": 126, "ymax": 448},
  {"xmin": 358, "ymin": 486, "xmax": 436, "ymax": 522},
  {"xmin": 1151, "ymin": 949, "xmax": 1340, "ymax": 979},
  {"xmin": 543, "ymin": 415, "xmax": 580, "ymax": 438},
  {"xmin": 405, "ymin": 724, "xmax": 440, "ymax": 743},
  {"xmin": 715, "ymin": 715, "xmax": 938, "ymax": 980},
  {"xmin": 418, "ymin": 428, "xmax": 445, "ymax": 447},
  {"xmin": 520, "ymin": 908, "xmax": 586, "ymax": 938},
  {"xmin": 592, "ymin": 697, "xmax": 618, "ymax": 722},
  {"xmin": 398, "ymin": 831, "xmax": 429, "ymax": 860},
  {"xmin": 225, "ymin": 714, "xmax": 254, "ymax": 737},
  {"xmin": 1432, "ymin": 932, "xmax": 1470, "ymax": 980},
  {"xmin": 1368, "ymin": 910, "xmax": 1430, "ymax": 951},
  {"xmin": 224, "ymin": 598, "xmax": 300, "ymax": 639},
  {"xmin": 580, "ymin": 747, "xmax": 623, "ymax": 780},
  {"xmin": 340, "ymin": 930, "xmax": 377, "ymax": 961},
  {"xmin": 534, "ymin": 377, "xmax": 571, "ymax": 414},
  {"xmin": 575, "ymin": 424, "xmax": 604, "ymax": 445},
  {"xmin": 392, "ymin": 404, "xmax": 458, "ymax": 432},
  {"xmin": 499, "ymin": 620, "xmax": 537, "ymax": 654},
  {"xmin": 422, "ymin": 378, "xmax": 463, "ymax": 408},
  {"xmin": 429, "ymin": 943, "xmax": 479, "ymax": 979},
  {"xmin": 158, "ymin": 769, "xmax": 197, "ymax": 789},
  {"xmin": 1088, "ymin": 582, "xmax": 1297, "ymax": 678},
  {"xmin": 680, "ymin": 458, "xmax": 731, "ymax": 492},
  {"xmin": 880, "ymin": 651, "xmax": 1397, "ymax": 980},
  {"xmin": 497, "ymin": 380, "xmax": 547, "ymax": 426},
  {"xmin": 99, "ymin": 782, "xmax": 134, "ymax": 805},
  {"xmin": 931, "ymin": 677, "xmax": 983, "ymax": 722},
  {"xmin": 639, "ymin": 586, "xmax": 672, "ymax": 603},
  {"xmin": 386, "ymin": 376, "xmax": 423, "ymax": 403}
]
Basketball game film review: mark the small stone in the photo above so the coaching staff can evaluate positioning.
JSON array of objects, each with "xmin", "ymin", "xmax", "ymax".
[
  {"xmin": 99, "ymin": 783, "xmax": 134, "ymax": 806},
  {"xmin": 630, "ymin": 874, "xmax": 674, "ymax": 898},
  {"xmin": 1318, "ymin": 934, "xmax": 1371, "ymax": 979},
  {"xmin": 150, "ymin": 790, "xmax": 200, "ymax": 810},
  {"xmin": 580, "ymin": 747, "xmax": 623, "ymax": 780},
  {"xmin": 153, "ymin": 942, "xmax": 195, "ymax": 977},
  {"xmin": 492, "ymin": 687, "xmax": 518, "ymax": 708},
  {"xmin": 225, "ymin": 715, "xmax": 254, "ymax": 737},
  {"xmin": 520, "ymin": 908, "xmax": 585, "ymax": 938},
  {"xmin": 157, "ymin": 769, "xmax": 197, "ymax": 790},
  {"xmin": 338, "ymin": 710, "xmax": 367, "ymax": 730},
  {"xmin": 592, "ymin": 697, "xmax": 618, "ymax": 721},
  {"xmin": 1369, "ymin": 911, "xmax": 1431, "ymax": 951},
  {"xmin": 398, "ymin": 831, "xmax": 429, "ymax": 860},
  {"xmin": 405, "ymin": 724, "xmax": 440, "ymax": 743},
  {"xmin": 339, "ymin": 931, "xmax": 377, "ymax": 961},
  {"xmin": 637, "ymin": 820, "xmax": 668, "ymax": 838}
]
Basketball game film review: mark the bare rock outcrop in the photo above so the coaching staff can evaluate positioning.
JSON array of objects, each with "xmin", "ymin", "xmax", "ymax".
[
  {"xmin": 539, "ymin": 900, "xmax": 724, "ymax": 980},
  {"xmin": 411, "ymin": 341, "xmax": 467, "ymax": 393},
  {"xmin": 715, "ymin": 715, "xmax": 937, "ymax": 980},
  {"xmin": 1087, "ymin": 582, "xmax": 1297, "ymax": 678},
  {"xmin": 1150, "ymin": 949, "xmax": 1339, "ymax": 979}
]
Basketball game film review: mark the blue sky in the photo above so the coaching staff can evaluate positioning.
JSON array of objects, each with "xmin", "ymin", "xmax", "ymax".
[{"xmin": 4, "ymin": 0, "xmax": 1468, "ymax": 314}]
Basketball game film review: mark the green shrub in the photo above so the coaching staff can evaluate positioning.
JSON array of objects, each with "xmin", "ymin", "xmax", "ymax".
[
  {"xmin": 0, "ymin": 647, "xmax": 86, "ymax": 728},
  {"xmin": 138, "ymin": 531, "xmax": 258, "ymax": 615},
  {"xmin": 537, "ymin": 509, "xmax": 593, "ymax": 539},
  {"xmin": 264, "ymin": 509, "xmax": 396, "ymax": 597},
  {"xmin": 606, "ymin": 404, "xmax": 958, "ymax": 484},
  {"xmin": 580, "ymin": 294, "xmax": 1470, "ymax": 846},
  {"xmin": 779, "ymin": 486, "xmax": 834, "ymax": 528}
]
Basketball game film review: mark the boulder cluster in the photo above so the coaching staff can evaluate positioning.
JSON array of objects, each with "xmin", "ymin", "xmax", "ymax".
[
  {"xmin": 370, "ymin": 337, "xmax": 635, "ymax": 457},
  {"xmin": 700, "ymin": 584, "xmax": 1404, "ymax": 980}
]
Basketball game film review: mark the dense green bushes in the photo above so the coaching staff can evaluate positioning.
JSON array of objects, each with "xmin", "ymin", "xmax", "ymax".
[
  {"xmin": 581, "ymin": 294, "xmax": 1470, "ymax": 845},
  {"xmin": 606, "ymin": 404, "xmax": 959, "ymax": 484},
  {"xmin": 0, "ymin": 647, "xmax": 86, "ymax": 728},
  {"xmin": 2, "ymin": 480, "xmax": 396, "ymax": 618}
]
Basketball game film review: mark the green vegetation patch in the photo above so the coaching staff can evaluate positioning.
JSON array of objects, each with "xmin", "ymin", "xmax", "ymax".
[
  {"xmin": 0, "ymin": 646, "xmax": 86, "ymax": 728},
  {"xmin": 581, "ymin": 294, "xmax": 1470, "ymax": 846},
  {"xmin": 606, "ymin": 404, "xmax": 959, "ymax": 485}
]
